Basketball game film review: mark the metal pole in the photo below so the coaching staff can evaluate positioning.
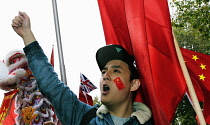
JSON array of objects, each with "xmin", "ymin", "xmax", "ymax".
[{"xmin": 52, "ymin": 0, "xmax": 67, "ymax": 84}]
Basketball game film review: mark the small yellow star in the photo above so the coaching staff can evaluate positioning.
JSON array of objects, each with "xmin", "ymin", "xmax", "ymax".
[
  {"xmin": 200, "ymin": 63, "xmax": 206, "ymax": 70},
  {"xmin": 198, "ymin": 74, "xmax": 206, "ymax": 81},
  {"xmin": 192, "ymin": 55, "xmax": 199, "ymax": 61}
]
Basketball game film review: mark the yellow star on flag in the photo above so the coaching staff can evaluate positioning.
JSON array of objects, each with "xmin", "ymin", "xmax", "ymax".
[
  {"xmin": 192, "ymin": 55, "xmax": 199, "ymax": 61},
  {"xmin": 200, "ymin": 63, "xmax": 206, "ymax": 70},
  {"xmin": 198, "ymin": 74, "xmax": 206, "ymax": 81}
]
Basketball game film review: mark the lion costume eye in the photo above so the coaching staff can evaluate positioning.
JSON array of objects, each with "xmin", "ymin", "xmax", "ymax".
[
  {"xmin": 9, "ymin": 53, "xmax": 23, "ymax": 64},
  {"xmin": 34, "ymin": 115, "xmax": 40, "ymax": 122},
  {"xmin": 21, "ymin": 80, "xmax": 27, "ymax": 86},
  {"xmin": 29, "ymin": 76, "xmax": 35, "ymax": 81},
  {"xmin": 10, "ymin": 57, "xmax": 21, "ymax": 64}
]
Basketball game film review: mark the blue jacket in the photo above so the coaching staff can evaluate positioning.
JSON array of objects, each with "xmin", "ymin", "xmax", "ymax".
[{"xmin": 23, "ymin": 41, "xmax": 154, "ymax": 125}]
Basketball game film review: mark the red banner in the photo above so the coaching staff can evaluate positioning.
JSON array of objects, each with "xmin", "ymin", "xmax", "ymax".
[
  {"xmin": 0, "ymin": 89, "xmax": 18, "ymax": 124},
  {"xmin": 97, "ymin": 0, "xmax": 187, "ymax": 123}
]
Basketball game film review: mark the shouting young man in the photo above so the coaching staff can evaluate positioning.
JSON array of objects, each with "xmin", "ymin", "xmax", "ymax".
[{"xmin": 11, "ymin": 11, "xmax": 153, "ymax": 125}]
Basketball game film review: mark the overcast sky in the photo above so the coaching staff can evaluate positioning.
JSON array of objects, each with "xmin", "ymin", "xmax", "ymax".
[
  {"xmin": 0, "ymin": 0, "xmax": 175, "ymax": 105},
  {"xmin": 0, "ymin": 0, "xmax": 106, "ymax": 104}
]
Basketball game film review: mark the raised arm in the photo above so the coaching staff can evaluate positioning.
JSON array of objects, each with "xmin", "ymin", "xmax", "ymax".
[
  {"xmin": 12, "ymin": 11, "xmax": 36, "ymax": 46},
  {"xmin": 11, "ymin": 11, "xmax": 94, "ymax": 125}
]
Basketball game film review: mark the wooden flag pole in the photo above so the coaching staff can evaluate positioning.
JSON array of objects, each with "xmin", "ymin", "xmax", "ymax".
[{"xmin": 173, "ymin": 34, "xmax": 206, "ymax": 125}]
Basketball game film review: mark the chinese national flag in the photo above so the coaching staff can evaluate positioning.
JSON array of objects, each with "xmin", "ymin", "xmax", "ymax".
[
  {"xmin": 181, "ymin": 48, "xmax": 210, "ymax": 124},
  {"xmin": 97, "ymin": 0, "xmax": 187, "ymax": 124},
  {"xmin": 113, "ymin": 77, "xmax": 125, "ymax": 90}
]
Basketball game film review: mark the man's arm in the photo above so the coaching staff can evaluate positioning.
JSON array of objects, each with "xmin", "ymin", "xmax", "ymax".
[
  {"xmin": 12, "ymin": 11, "xmax": 94, "ymax": 125},
  {"xmin": 12, "ymin": 11, "xmax": 36, "ymax": 46}
]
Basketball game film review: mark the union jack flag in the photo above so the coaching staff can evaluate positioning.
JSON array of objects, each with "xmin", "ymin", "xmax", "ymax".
[{"xmin": 80, "ymin": 73, "xmax": 97, "ymax": 93}]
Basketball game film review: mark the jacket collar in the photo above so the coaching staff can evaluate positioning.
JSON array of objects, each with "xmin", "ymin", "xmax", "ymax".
[{"xmin": 96, "ymin": 102, "xmax": 152, "ymax": 124}]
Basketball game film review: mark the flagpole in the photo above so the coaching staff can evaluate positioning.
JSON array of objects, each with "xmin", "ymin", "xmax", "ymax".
[
  {"xmin": 173, "ymin": 33, "xmax": 206, "ymax": 125},
  {"xmin": 52, "ymin": 0, "xmax": 67, "ymax": 84}
]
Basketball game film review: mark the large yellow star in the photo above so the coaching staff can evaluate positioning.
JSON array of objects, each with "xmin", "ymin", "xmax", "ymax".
[
  {"xmin": 192, "ymin": 55, "xmax": 199, "ymax": 61},
  {"xmin": 198, "ymin": 74, "xmax": 206, "ymax": 81},
  {"xmin": 200, "ymin": 63, "xmax": 206, "ymax": 70}
]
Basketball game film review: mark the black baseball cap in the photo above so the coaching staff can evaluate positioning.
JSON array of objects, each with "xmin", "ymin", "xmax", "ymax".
[{"xmin": 96, "ymin": 44, "xmax": 135, "ymax": 71}]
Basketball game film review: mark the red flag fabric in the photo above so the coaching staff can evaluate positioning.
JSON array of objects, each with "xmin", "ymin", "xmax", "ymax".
[
  {"xmin": 50, "ymin": 45, "xmax": 54, "ymax": 67},
  {"xmin": 2, "ymin": 96, "xmax": 17, "ymax": 125},
  {"xmin": 97, "ymin": 0, "xmax": 187, "ymax": 124},
  {"xmin": 0, "ymin": 89, "xmax": 18, "ymax": 124},
  {"xmin": 79, "ymin": 91, "xmax": 94, "ymax": 106},
  {"xmin": 79, "ymin": 73, "xmax": 97, "ymax": 106},
  {"xmin": 181, "ymin": 48, "xmax": 210, "ymax": 124}
]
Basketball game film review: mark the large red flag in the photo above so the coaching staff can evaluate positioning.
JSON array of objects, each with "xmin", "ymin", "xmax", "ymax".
[
  {"xmin": 97, "ymin": 0, "xmax": 187, "ymax": 124},
  {"xmin": 181, "ymin": 48, "xmax": 210, "ymax": 124},
  {"xmin": 79, "ymin": 73, "xmax": 97, "ymax": 106}
]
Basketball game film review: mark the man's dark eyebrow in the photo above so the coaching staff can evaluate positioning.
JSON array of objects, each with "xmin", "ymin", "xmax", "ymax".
[
  {"xmin": 102, "ymin": 65, "xmax": 123, "ymax": 70},
  {"xmin": 102, "ymin": 67, "xmax": 108, "ymax": 71},
  {"xmin": 111, "ymin": 65, "xmax": 123, "ymax": 69}
]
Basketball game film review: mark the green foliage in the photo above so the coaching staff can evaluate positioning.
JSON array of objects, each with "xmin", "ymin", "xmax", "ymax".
[
  {"xmin": 171, "ymin": 0, "xmax": 210, "ymax": 43},
  {"xmin": 171, "ymin": 95, "xmax": 198, "ymax": 125},
  {"xmin": 171, "ymin": 0, "xmax": 210, "ymax": 55},
  {"xmin": 93, "ymin": 96, "xmax": 102, "ymax": 105},
  {"xmin": 173, "ymin": 27, "xmax": 210, "ymax": 54}
]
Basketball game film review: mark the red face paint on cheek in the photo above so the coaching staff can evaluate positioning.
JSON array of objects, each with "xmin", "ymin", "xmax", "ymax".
[{"xmin": 113, "ymin": 77, "xmax": 125, "ymax": 90}]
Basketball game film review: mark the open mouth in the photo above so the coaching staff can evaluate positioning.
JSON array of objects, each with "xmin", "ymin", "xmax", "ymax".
[
  {"xmin": 6, "ymin": 83, "xmax": 17, "ymax": 89},
  {"xmin": 9, "ymin": 62, "xmax": 28, "ymax": 74},
  {"xmin": 103, "ymin": 84, "xmax": 110, "ymax": 94}
]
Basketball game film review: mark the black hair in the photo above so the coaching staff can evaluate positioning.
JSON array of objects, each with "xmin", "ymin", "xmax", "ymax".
[
  {"xmin": 128, "ymin": 64, "xmax": 140, "ymax": 101},
  {"xmin": 129, "ymin": 65, "xmax": 139, "ymax": 81}
]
